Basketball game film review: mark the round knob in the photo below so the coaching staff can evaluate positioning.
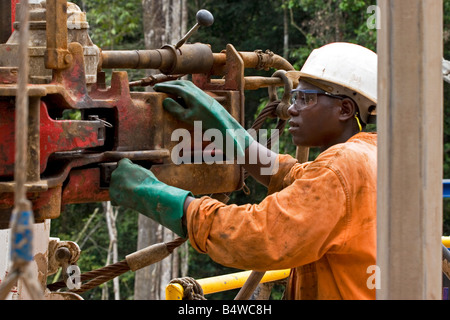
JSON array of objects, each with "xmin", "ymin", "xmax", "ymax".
[{"xmin": 196, "ymin": 9, "xmax": 214, "ymax": 27}]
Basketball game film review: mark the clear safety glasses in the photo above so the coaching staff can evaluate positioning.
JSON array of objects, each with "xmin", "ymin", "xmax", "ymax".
[{"xmin": 290, "ymin": 89, "xmax": 344, "ymax": 110}]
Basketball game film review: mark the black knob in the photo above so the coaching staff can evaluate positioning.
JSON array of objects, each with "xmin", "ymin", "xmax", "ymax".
[
  {"xmin": 175, "ymin": 9, "xmax": 214, "ymax": 49},
  {"xmin": 196, "ymin": 9, "xmax": 214, "ymax": 27}
]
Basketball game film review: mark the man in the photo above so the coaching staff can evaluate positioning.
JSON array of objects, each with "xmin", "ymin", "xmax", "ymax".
[{"xmin": 109, "ymin": 42, "xmax": 378, "ymax": 299}]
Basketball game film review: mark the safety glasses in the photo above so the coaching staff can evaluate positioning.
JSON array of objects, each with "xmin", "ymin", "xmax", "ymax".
[{"xmin": 290, "ymin": 89, "xmax": 344, "ymax": 109}]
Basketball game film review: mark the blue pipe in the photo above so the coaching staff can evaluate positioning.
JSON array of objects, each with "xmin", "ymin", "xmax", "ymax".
[{"xmin": 444, "ymin": 180, "xmax": 450, "ymax": 198}]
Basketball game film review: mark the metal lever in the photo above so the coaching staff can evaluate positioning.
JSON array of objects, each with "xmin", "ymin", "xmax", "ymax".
[{"xmin": 175, "ymin": 9, "xmax": 214, "ymax": 49}]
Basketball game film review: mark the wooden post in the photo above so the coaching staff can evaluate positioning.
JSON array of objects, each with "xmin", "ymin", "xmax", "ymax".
[{"xmin": 377, "ymin": 0, "xmax": 443, "ymax": 299}]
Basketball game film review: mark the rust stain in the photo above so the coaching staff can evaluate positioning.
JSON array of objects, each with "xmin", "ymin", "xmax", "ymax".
[{"xmin": 34, "ymin": 252, "xmax": 48, "ymax": 287}]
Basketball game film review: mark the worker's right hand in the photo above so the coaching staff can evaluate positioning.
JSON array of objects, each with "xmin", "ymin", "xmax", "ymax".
[{"xmin": 154, "ymin": 80, "xmax": 255, "ymax": 159}]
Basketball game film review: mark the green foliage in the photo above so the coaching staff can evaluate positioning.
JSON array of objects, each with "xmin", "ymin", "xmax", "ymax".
[
  {"xmin": 61, "ymin": 109, "xmax": 81, "ymax": 120},
  {"xmin": 286, "ymin": 0, "xmax": 377, "ymax": 68},
  {"xmin": 69, "ymin": 0, "xmax": 147, "ymax": 87},
  {"xmin": 189, "ymin": 0, "xmax": 305, "ymax": 130},
  {"xmin": 70, "ymin": 0, "xmax": 143, "ymax": 50}
]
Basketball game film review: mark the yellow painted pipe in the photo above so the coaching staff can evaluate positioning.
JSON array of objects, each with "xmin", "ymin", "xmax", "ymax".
[
  {"xmin": 167, "ymin": 238, "xmax": 450, "ymax": 300},
  {"xmin": 166, "ymin": 283, "xmax": 184, "ymax": 301},
  {"xmin": 443, "ymin": 236, "xmax": 450, "ymax": 248},
  {"xmin": 165, "ymin": 269, "xmax": 290, "ymax": 300}
]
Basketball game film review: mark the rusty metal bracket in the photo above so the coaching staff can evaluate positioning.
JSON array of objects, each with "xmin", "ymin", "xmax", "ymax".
[
  {"xmin": 47, "ymin": 238, "xmax": 81, "ymax": 276},
  {"xmin": 268, "ymin": 70, "xmax": 293, "ymax": 120},
  {"xmin": 45, "ymin": 0, "xmax": 72, "ymax": 70}
]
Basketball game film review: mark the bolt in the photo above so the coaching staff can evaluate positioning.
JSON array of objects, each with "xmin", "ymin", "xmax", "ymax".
[
  {"xmin": 55, "ymin": 247, "xmax": 71, "ymax": 262},
  {"xmin": 64, "ymin": 53, "xmax": 73, "ymax": 65}
]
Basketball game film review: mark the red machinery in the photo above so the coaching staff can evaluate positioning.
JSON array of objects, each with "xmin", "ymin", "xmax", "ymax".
[{"xmin": 0, "ymin": 0, "xmax": 296, "ymax": 299}]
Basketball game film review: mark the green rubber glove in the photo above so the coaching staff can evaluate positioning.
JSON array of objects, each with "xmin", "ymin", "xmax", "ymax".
[
  {"xmin": 153, "ymin": 80, "xmax": 255, "ymax": 159},
  {"xmin": 109, "ymin": 158, "xmax": 192, "ymax": 238}
]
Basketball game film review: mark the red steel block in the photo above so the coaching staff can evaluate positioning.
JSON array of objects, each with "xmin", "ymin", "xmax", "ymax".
[{"xmin": 0, "ymin": 100, "xmax": 105, "ymax": 178}]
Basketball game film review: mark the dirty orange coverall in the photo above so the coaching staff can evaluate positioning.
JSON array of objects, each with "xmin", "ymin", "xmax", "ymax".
[{"xmin": 186, "ymin": 132, "xmax": 377, "ymax": 300}]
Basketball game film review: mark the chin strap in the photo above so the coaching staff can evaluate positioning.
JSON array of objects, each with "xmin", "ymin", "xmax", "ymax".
[{"xmin": 355, "ymin": 113, "xmax": 363, "ymax": 132}]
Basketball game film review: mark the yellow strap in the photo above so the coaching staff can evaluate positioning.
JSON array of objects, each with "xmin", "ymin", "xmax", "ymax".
[{"xmin": 355, "ymin": 115, "xmax": 363, "ymax": 132}]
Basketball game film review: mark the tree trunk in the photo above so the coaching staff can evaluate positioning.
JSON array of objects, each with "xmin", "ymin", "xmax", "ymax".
[
  {"xmin": 141, "ymin": 0, "xmax": 187, "ymax": 87},
  {"xmin": 134, "ymin": 216, "xmax": 161, "ymax": 299},
  {"xmin": 142, "ymin": 0, "xmax": 187, "ymax": 50},
  {"xmin": 282, "ymin": 0, "xmax": 289, "ymax": 59},
  {"xmin": 103, "ymin": 201, "xmax": 120, "ymax": 300}
]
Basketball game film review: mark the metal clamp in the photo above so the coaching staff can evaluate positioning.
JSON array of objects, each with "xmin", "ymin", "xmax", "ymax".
[
  {"xmin": 47, "ymin": 238, "xmax": 81, "ymax": 276},
  {"xmin": 254, "ymin": 49, "xmax": 275, "ymax": 71},
  {"xmin": 268, "ymin": 70, "xmax": 293, "ymax": 120}
]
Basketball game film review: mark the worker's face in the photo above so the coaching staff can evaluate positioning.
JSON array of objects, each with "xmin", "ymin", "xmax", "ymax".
[{"xmin": 287, "ymin": 81, "xmax": 344, "ymax": 150}]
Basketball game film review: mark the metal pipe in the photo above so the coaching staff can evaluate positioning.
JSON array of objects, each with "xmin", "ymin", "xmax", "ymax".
[
  {"xmin": 165, "ymin": 269, "xmax": 290, "ymax": 300},
  {"xmin": 210, "ymin": 76, "xmax": 285, "ymax": 90},
  {"xmin": 101, "ymin": 49, "xmax": 169, "ymax": 70},
  {"xmin": 101, "ymin": 46, "xmax": 294, "ymax": 76},
  {"xmin": 100, "ymin": 43, "xmax": 214, "ymax": 75},
  {"xmin": 234, "ymin": 271, "xmax": 266, "ymax": 300},
  {"xmin": 102, "ymin": 150, "xmax": 170, "ymax": 162},
  {"xmin": 239, "ymin": 51, "xmax": 295, "ymax": 71},
  {"xmin": 210, "ymin": 51, "xmax": 294, "ymax": 77}
]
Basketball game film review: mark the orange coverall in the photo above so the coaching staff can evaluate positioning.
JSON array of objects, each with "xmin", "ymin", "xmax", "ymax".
[{"xmin": 186, "ymin": 132, "xmax": 377, "ymax": 300}]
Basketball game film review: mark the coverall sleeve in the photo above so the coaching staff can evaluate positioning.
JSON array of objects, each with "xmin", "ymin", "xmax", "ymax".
[
  {"xmin": 266, "ymin": 154, "xmax": 299, "ymax": 194},
  {"xmin": 186, "ymin": 157, "xmax": 349, "ymax": 272}
]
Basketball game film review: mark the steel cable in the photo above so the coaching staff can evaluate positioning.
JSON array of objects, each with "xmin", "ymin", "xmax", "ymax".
[{"xmin": 47, "ymin": 237, "xmax": 187, "ymax": 294}]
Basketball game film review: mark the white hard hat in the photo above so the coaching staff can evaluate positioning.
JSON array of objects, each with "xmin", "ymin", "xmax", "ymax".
[{"xmin": 290, "ymin": 42, "xmax": 377, "ymax": 124}]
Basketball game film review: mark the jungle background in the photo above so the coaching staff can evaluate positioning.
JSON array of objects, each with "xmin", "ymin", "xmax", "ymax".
[{"xmin": 49, "ymin": 0, "xmax": 450, "ymax": 300}]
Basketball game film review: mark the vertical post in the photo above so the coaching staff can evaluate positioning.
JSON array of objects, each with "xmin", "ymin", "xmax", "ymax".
[
  {"xmin": 14, "ymin": 0, "xmax": 31, "ymax": 209},
  {"xmin": 27, "ymin": 97, "xmax": 40, "ymax": 183},
  {"xmin": 45, "ymin": 0, "xmax": 71, "ymax": 70},
  {"xmin": 377, "ymin": 0, "xmax": 443, "ymax": 299}
]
